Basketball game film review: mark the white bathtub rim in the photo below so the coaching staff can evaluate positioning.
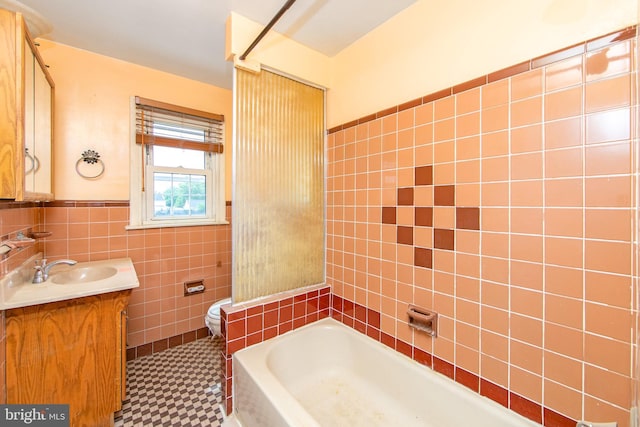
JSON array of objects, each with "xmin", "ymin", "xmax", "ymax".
[
  {"xmin": 232, "ymin": 317, "xmax": 541, "ymax": 427},
  {"xmin": 234, "ymin": 323, "xmax": 325, "ymax": 426}
]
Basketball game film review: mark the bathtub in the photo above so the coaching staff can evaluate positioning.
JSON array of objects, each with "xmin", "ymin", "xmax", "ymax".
[{"xmin": 232, "ymin": 317, "xmax": 541, "ymax": 427}]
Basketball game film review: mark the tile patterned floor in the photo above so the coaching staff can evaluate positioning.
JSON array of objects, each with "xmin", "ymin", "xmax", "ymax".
[{"xmin": 115, "ymin": 336, "xmax": 224, "ymax": 427}]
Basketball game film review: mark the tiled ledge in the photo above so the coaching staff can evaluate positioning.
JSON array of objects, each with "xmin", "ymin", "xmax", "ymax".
[
  {"xmin": 221, "ymin": 284, "xmax": 332, "ymax": 354},
  {"xmin": 219, "ymin": 285, "xmax": 332, "ymax": 415},
  {"xmin": 327, "ymin": 25, "xmax": 637, "ymax": 134}
]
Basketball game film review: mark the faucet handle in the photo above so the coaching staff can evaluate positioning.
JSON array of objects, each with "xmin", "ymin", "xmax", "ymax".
[{"xmin": 32, "ymin": 260, "xmax": 45, "ymax": 283}]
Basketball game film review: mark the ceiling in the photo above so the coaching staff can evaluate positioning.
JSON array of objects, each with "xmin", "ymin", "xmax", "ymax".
[{"xmin": 8, "ymin": 0, "xmax": 418, "ymax": 89}]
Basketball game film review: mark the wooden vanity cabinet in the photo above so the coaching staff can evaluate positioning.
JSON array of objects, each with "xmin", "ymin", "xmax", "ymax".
[
  {"xmin": 6, "ymin": 290, "xmax": 130, "ymax": 427},
  {"xmin": 0, "ymin": 8, "xmax": 54, "ymax": 201}
]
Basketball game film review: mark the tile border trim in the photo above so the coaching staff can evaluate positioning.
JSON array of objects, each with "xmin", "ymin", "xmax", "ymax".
[
  {"xmin": 327, "ymin": 25, "xmax": 637, "ymax": 134},
  {"xmin": 39, "ymin": 200, "xmax": 233, "ymax": 207},
  {"xmin": 47, "ymin": 200, "xmax": 130, "ymax": 207},
  {"xmin": 0, "ymin": 201, "xmax": 42, "ymax": 209}
]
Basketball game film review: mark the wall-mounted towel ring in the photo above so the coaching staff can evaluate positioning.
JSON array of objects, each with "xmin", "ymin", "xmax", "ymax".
[{"xmin": 76, "ymin": 149, "xmax": 105, "ymax": 179}]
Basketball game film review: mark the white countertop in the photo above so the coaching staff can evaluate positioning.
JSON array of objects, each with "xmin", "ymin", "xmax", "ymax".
[{"xmin": 0, "ymin": 255, "xmax": 140, "ymax": 310}]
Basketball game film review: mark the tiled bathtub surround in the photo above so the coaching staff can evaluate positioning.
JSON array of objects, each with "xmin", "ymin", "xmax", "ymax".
[
  {"xmin": 220, "ymin": 289, "xmax": 573, "ymax": 425},
  {"xmin": 327, "ymin": 27, "xmax": 637, "ymax": 426},
  {"xmin": 220, "ymin": 285, "xmax": 331, "ymax": 415},
  {"xmin": 330, "ymin": 295, "xmax": 574, "ymax": 426}
]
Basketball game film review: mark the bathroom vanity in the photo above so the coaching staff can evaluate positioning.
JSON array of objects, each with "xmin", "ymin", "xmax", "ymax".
[{"xmin": 1, "ymin": 257, "xmax": 139, "ymax": 427}]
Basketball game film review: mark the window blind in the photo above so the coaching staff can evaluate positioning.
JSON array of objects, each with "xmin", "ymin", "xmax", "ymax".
[{"xmin": 135, "ymin": 96, "xmax": 224, "ymax": 154}]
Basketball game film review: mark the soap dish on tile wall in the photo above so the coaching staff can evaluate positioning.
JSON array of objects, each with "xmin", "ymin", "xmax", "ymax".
[
  {"xmin": 407, "ymin": 305, "xmax": 438, "ymax": 337},
  {"xmin": 28, "ymin": 231, "xmax": 52, "ymax": 239},
  {"xmin": 0, "ymin": 231, "xmax": 37, "ymax": 255}
]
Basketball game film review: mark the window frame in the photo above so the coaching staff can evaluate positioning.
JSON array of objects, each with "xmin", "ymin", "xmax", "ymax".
[
  {"xmin": 144, "ymin": 153, "xmax": 213, "ymax": 222},
  {"xmin": 128, "ymin": 96, "xmax": 227, "ymax": 229}
]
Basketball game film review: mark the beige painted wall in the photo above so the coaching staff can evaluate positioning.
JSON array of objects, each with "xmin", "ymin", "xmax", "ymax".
[
  {"xmin": 226, "ymin": 12, "xmax": 331, "ymax": 88},
  {"xmin": 36, "ymin": 40, "xmax": 233, "ymax": 200},
  {"xmin": 327, "ymin": 0, "xmax": 638, "ymax": 128}
]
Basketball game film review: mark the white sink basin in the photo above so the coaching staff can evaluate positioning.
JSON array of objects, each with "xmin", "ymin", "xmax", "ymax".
[
  {"xmin": 0, "ymin": 256, "xmax": 139, "ymax": 309},
  {"xmin": 51, "ymin": 266, "xmax": 118, "ymax": 284}
]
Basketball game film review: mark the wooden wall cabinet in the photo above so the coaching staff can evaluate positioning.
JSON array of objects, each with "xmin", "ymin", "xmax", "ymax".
[
  {"xmin": 0, "ymin": 8, "xmax": 54, "ymax": 201},
  {"xmin": 6, "ymin": 291, "xmax": 130, "ymax": 427}
]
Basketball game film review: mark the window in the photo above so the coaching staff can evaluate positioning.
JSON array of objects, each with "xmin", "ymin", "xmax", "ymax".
[{"xmin": 128, "ymin": 96, "xmax": 226, "ymax": 228}]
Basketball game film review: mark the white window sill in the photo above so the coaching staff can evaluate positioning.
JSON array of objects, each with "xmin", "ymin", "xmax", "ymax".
[{"xmin": 126, "ymin": 219, "xmax": 229, "ymax": 230}]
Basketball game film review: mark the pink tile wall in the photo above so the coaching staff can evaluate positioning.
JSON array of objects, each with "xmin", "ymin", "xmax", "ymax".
[
  {"xmin": 0, "ymin": 203, "xmax": 43, "ymax": 276},
  {"xmin": 42, "ymin": 201, "xmax": 232, "ymax": 350},
  {"xmin": 326, "ymin": 27, "xmax": 637, "ymax": 426}
]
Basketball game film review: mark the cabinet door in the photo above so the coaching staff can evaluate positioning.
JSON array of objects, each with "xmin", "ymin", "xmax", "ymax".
[
  {"xmin": 121, "ymin": 310, "xmax": 128, "ymax": 402},
  {"xmin": 0, "ymin": 10, "xmax": 54, "ymax": 200},
  {"xmin": 23, "ymin": 47, "xmax": 35, "ymax": 194},
  {"xmin": 6, "ymin": 291, "xmax": 131, "ymax": 426},
  {"xmin": 0, "ymin": 9, "xmax": 19, "ymax": 198}
]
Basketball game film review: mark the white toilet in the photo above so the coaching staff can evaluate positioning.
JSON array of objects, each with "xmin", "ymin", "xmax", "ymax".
[{"xmin": 205, "ymin": 297, "xmax": 232, "ymax": 336}]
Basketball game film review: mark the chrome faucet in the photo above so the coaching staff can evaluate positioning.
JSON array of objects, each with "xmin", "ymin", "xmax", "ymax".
[{"xmin": 32, "ymin": 258, "xmax": 77, "ymax": 283}]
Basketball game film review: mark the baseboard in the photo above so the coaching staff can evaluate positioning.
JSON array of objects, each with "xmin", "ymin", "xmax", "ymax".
[{"xmin": 126, "ymin": 326, "xmax": 210, "ymax": 360}]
